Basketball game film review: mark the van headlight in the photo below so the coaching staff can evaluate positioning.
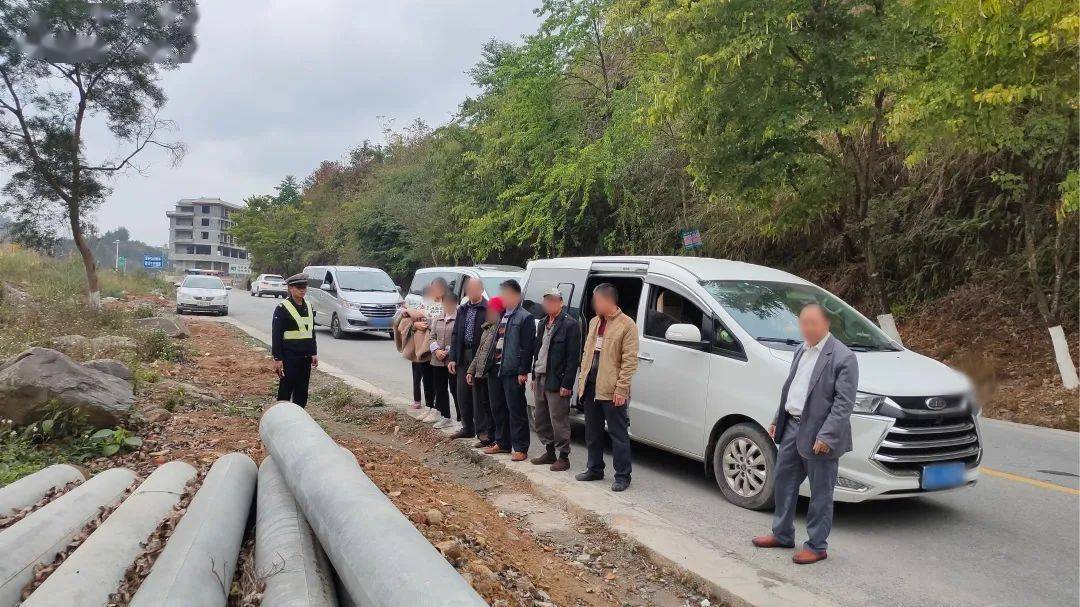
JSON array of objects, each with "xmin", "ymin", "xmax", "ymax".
[
  {"xmin": 345, "ymin": 300, "xmax": 364, "ymax": 311},
  {"xmin": 853, "ymin": 392, "xmax": 886, "ymax": 414}
]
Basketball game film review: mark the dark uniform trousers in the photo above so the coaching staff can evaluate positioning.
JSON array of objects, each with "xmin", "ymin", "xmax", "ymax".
[{"xmin": 278, "ymin": 354, "xmax": 313, "ymax": 407}]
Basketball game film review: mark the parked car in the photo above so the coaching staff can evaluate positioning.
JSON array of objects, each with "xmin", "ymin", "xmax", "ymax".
[
  {"xmin": 403, "ymin": 265, "xmax": 524, "ymax": 309},
  {"xmin": 250, "ymin": 273, "xmax": 286, "ymax": 298},
  {"xmin": 302, "ymin": 265, "xmax": 401, "ymax": 339},
  {"xmin": 175, "ymin": 274, "xmax": 231, "ymax": 316},
  {"xmin": 521, "ymin": 256, "xmax": 982, "ymax": 510}
]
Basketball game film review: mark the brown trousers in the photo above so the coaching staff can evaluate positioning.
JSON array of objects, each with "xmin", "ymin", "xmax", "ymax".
[{"xmin": 532, "ymin": 373, "xmax": 571, "ymax": 454}]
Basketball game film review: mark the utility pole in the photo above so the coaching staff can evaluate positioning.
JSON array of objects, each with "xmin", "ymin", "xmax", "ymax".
[{"xmin": 114, "ymin": 239, "xmax": 120, "ymax": 271}]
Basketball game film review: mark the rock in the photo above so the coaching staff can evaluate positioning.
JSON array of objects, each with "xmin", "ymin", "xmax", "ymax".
[
  {"xmin": 144, "ymin": 379, "xmax": 219, "ymax": 406},
  {"xmin": 435, "ymin": 539, "xmax": 464, "ymax": 562},
  {"xmin": 424, "ymin": 509, "xmax": 444, "ymax": 525},
  {"xmin": 83, "ymin": 359, "xmax": 133, "ymax": 382},
  {"xmin": 134, "ymin": 316, "xmax": 189, "ymax": 338},
  {"xmin": 1, "ymin": 282, "xmax": 31, "ymax": 306},
  {"xmin": 90, "ymin": 335, "xmax": 136, "ymax": 356},
  {"xmin": 575, "ymin": 552, "xmax": 591, "ymax": 563},
  {"xmin": 102, "ymin": 296, "xmax": 119, "ymax": 303},
  {"xmin": 0, "ymin": 347, "xmax": 134, "ymax": 427},
  {"xmin": 50, "ymin": 335, "xmax": 92, "ymax": 357},
  {"xmin": 140, "ymin": 407, "xmax": 172, "ymax": 423}
]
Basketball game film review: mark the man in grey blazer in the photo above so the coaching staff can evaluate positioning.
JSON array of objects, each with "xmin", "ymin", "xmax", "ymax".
[{"xmin": 752, "ymin": 303, "xmax": 859, "ymax": 564}]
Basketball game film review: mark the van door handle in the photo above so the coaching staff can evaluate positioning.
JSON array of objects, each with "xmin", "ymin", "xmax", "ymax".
[{"xmin": 637, "ymin": 354, "xmax": 655, "ymax": 362}]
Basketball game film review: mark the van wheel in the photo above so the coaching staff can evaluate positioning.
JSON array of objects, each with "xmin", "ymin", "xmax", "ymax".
[
  {"xmin": 713, "ymin": 423, "xmax": 776, "ymax": 510},
  {"xmin": 330, "ymin": 314, "xmax": 344, "ymax": 339}
]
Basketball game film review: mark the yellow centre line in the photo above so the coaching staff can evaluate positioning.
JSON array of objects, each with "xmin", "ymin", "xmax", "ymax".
[{"xmin": 981, "ymin": 467, "xmax": 1080, "ymax": 495}]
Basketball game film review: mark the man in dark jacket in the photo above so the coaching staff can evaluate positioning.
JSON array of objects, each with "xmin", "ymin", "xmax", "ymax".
[
  {"xmin": 529, "ymin": 287, "xmax": 580, "ymax": 471},
  {"xmin": 272, "ymin": 274, "xmax": 319, "ymax": 407},
  {"xmin": 448, "ymin": 276, "xmax": 488, "ymax": 440},
  {"xmin": 482, "ymin": 279, "xmax": 535, "ymax": 460}
]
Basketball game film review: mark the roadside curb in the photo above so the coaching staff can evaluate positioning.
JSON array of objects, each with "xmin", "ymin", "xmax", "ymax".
[{"xmin": 217, "ymin": 316, "xmax": 837, "ymax": 607}]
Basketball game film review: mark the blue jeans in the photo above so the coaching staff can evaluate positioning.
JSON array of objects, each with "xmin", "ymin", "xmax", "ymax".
[{"xmin": 771, "ymin": 417, "xmax": 838, "ymax": 552}]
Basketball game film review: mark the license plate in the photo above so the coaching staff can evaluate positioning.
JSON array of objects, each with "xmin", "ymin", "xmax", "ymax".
[
  {"xmin": 921, "ymin": 461, "xmax": 966, "ymax": 491},
  {"xmin": 369, "ymin": 317, "xmax": 391, "ymax": 327}
]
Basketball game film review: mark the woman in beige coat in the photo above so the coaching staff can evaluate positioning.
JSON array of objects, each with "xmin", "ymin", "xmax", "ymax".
[{"xmin": 426, "ymin": 291, "xmax": 459, "ymax": 429}]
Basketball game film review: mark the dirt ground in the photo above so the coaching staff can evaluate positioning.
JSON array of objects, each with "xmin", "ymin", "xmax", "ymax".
[
  {"xmin": 899, "ymin": 283, "xmax": 1079, "ymax": 431},
  {"xmin": 82, "ymin": 319, "xmax": 717, "ymax": 607}
]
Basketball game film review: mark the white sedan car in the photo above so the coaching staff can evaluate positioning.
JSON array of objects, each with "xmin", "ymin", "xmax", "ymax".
[
  {"xmin": 250, "ymin": 273, "xmax": 287, "ymax": 297},
  {"xmin": 175, "ymin": 275, "xmax": 231, "ymax": 316}
]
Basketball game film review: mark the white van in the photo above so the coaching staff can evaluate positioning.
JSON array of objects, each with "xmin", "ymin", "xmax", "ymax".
[
  {"xmin": 302, "ymin": 265, "xmax": 402, "ymax": 338},
  {"xmin": 403, "ymin": 265, "xmax": 524, "ymax": 309},
  {"xmin": 521, "ymin": 256, "xmax": 982, "ymax": 510}
]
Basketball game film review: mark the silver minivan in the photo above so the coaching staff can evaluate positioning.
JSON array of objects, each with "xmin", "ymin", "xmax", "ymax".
[
  {"xmin": 302, "ymin": 265, "xmax": 402, "ymax": 338},
  {"xmin": 403, "ymin": 265, "xmax": 523, "ymax": 308},
  {"xmin": 522, "ymin": 256, "xmax": 982, "ymax": 510}
]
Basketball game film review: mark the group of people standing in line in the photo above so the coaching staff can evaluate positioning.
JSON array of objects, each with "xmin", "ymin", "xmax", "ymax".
[{"xmin": 394, "ymin": 276, "xmax": 640, "ymax": 492}]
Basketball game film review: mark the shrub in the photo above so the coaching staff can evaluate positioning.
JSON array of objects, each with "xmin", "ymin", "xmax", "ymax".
[
  {"xmin": 89, "ymin": 427, "xmax": 143, "ymax": 457},
  {"xmin": 136, "ymin": 329, "xmax": 186, "ymax": 363}
]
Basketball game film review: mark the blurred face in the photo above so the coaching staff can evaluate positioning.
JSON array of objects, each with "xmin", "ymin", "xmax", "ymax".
[
  {"xmin": 592, "ymin": 292, "xmax": 615, "ymax": 316},
  {"xmin": 444, "ymin": 297, "xmax": 458, "ymax": 314},
  {"xmin": 799, "ymin": 305, "xmax": 830, "ymax": 345},
  {"xmin": 500, "ymin": 287, "xmax": 521, "ymax": 309},
  {"xmin": 542, "ymin": 296, "xmax": 563, "ymax": 317},
  {"xmin": 485, "ymin": 306, "xmax": 502, "ymax": 323},
  {"xmin": 465, "ymin": 277, "xmax": 484, "ymax": 301},
  {"xmin": 429, "ymin": 281, "xmax": 447, "ymax": 300}
]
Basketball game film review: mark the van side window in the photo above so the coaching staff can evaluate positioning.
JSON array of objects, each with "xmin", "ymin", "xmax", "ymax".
[
  {"xmin": 323, "ymin": 271, "xmax": 335, "ymax": 291},
  {"xmin": 306, "ymin": 269, "xmax": 323, "ymax": 290},
  {"xmin": 522, "ymin": 269, "xmax": 571, "ymax": 316},
  {"xmin": 644, "ymin": 286, "xmax": 704, "ymax": 341},
  {"xmin": 711, "ymin": 320, "xmax": 743, "ymax": 357}
]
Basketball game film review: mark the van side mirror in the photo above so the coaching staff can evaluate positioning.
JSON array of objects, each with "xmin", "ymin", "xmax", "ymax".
[
  {"xmin": 665, "ymin": 323, "xmax": 702, "ymax": 343},
  {"xmin": 320, "ymin": 283, "xmax": 334, "ymax": 292},
  {"xmin": 226, "ymin": 285, "xmax": 232, "ymax": 290}
]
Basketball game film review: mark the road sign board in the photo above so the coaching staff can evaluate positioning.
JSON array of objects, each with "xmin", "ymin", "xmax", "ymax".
[
  {"xmin": 143, "ymin": 255, "xmax": 164, "ymax": 269},
  {"xmin": 680, "ymin": 228, "xmax": 703, "ymax": 250}
]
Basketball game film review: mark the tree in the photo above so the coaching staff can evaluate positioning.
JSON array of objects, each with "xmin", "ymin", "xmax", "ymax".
[
  {"xmin": 895, "ymin": 0, "xmax": 1078, "ymax": 326},
  {"xmin": 0, "ymin": 0, "xmax": 195, "ymax": 307}
]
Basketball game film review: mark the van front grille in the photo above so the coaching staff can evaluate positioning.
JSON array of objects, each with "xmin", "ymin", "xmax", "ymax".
[
  {"xmin": 359, "ymin": 304, "xmax": 396, "ymax": 317},
  {"xmin": 872, "ymin": 412, "xmax": 981, "ymax": 473}
]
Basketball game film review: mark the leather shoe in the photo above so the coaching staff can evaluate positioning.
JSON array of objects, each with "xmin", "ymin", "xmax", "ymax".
[
  {"xmin": 449, "ymin": 429, "xmax": 472, "ymax": 440},
  {"xmin": 473, "ymin": 439, "xmax": 492, "ymax": 448},
  {"xmin": 575, "ymin": 470, "xmax": 604, "ymax": 481},
  {"xmin": 550, "ymin": 457, "xmax": 570, "ymax": 472},
  {"xmin": 792, "ymin": 548, "xmax": 827, "ymax": 564},
  {"xmin": 751, "ymin": 535, "xmax": 795, "ymax": 549},
  {"xmin": 531, "ymin": 449, "xmax": 556, "ymax": 465},
  {"xmin": 611, "ymin": 479, "xmax": 630, "ymax": 492},
  {"xmin": 483, "ymin": 444, "xmax": 508, "ymax": 455},
  {"xmin": 510, "ymin": 451, "xmax": 528, "ymax": 462}
]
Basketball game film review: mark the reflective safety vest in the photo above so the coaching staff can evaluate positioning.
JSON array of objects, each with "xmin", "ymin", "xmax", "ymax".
[{"xmin": 281, "ymin": 299, "xmax": 313, "ymax": 340}]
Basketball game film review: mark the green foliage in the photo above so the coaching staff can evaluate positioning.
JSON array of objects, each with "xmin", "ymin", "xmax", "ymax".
[
  {"xmin": 136, "ymin": 329, "xmax": 186, "ymax": 363},
  {"xmin": 18, "ymin": 402, "xmax": 89, "ymax": 444},
  {"xmin": 89, "ymin": 427, "xmax": 143, "ymax": 457},
  {"xmin": 229, "ymin": 0, "xmax": 1078, "ymax": 323}
]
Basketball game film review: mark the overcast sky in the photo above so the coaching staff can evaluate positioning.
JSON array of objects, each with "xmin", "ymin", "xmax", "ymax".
[{"xmin": 86, "ymin": 0, "xmax": 540, "ymax": 245}]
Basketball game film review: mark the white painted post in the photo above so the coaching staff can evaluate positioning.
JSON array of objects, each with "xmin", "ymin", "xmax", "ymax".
[
  {"xmin": 1048, "ymin": 326, "xmax": 1079, "ymax": 390},
  {"xmin": 876, "ymin": 313, "xmax": 903, "ymax": 346}
]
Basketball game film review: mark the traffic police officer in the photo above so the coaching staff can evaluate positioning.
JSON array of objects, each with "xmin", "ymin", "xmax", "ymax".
[{"xmin": 272, "ymin": 273, "xmax": 318, "ymax": 406}]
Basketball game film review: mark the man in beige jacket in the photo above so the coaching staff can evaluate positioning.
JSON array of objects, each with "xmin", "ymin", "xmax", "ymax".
[{"xmin": 574, "ymin": 283, "xmax": 639, "ymax": 492}]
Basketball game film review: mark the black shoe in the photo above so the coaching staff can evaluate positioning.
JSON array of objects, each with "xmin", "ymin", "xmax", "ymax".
[
  {"xmin": 611, "ymin": 479, "xmax": 630, "ymax": 492},
  {"xmin": 575, "ymin": 470, "xmax": 604, "ymax": 482},
  {"xmin": 531, "ymin": 448, "xmax": 556, "ymax": 465},
  {"xmin": 448, "ymin": 429, "xmax": 472, "ymax": 440}
]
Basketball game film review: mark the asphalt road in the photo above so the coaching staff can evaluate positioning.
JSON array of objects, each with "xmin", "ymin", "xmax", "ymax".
[{"xmin": 226, "ymin": 293, "xmax": 1079, "ymax": 607}]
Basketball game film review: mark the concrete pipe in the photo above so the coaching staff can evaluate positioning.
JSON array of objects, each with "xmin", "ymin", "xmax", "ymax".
[
  {"xmin": 0, "ymin": 467, "xmax": 135, "ymax": 607},
  {"xmin": 260, "ymin": 402, "xmax": 487, "ymax": 607},
  {"xmin": 0, "ymin": 463, "xmax": 84, "ymax": 516},
  {"xmin": 23, "ymin": 461, "xmax": 197, "ymax": 607},
  {"xmin": 256, "ymin": 457, "xmax": 338, "ymax": 607},
  {"xmin": 130, "ymin": 453, "xmax": 257, "ymax": 607}
]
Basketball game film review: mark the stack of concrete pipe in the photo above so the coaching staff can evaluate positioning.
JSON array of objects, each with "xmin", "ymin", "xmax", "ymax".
[
  {"xmin": 0, "ymin": 401, "xmax": 487, "ymax": 606},
  {"xmin": 0, "ymin": 452, "xmax": 256, "ymax": 607},
  {"xmin": 260, "ymin": 401, "xmax": 488, "ymax": 607}
]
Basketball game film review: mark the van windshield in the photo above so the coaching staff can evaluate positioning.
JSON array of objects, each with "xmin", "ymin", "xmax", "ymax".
[
  {"xmin": 335, "ymin": 271, "xmax": 397, "ymax": 292},
  {"xmin": 700, "ymin": 280, "xmax": 899, "ymax": 351},
  {"xmin": 481, "ymin": 275, "xmax": 520, "ymax": 296}
]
